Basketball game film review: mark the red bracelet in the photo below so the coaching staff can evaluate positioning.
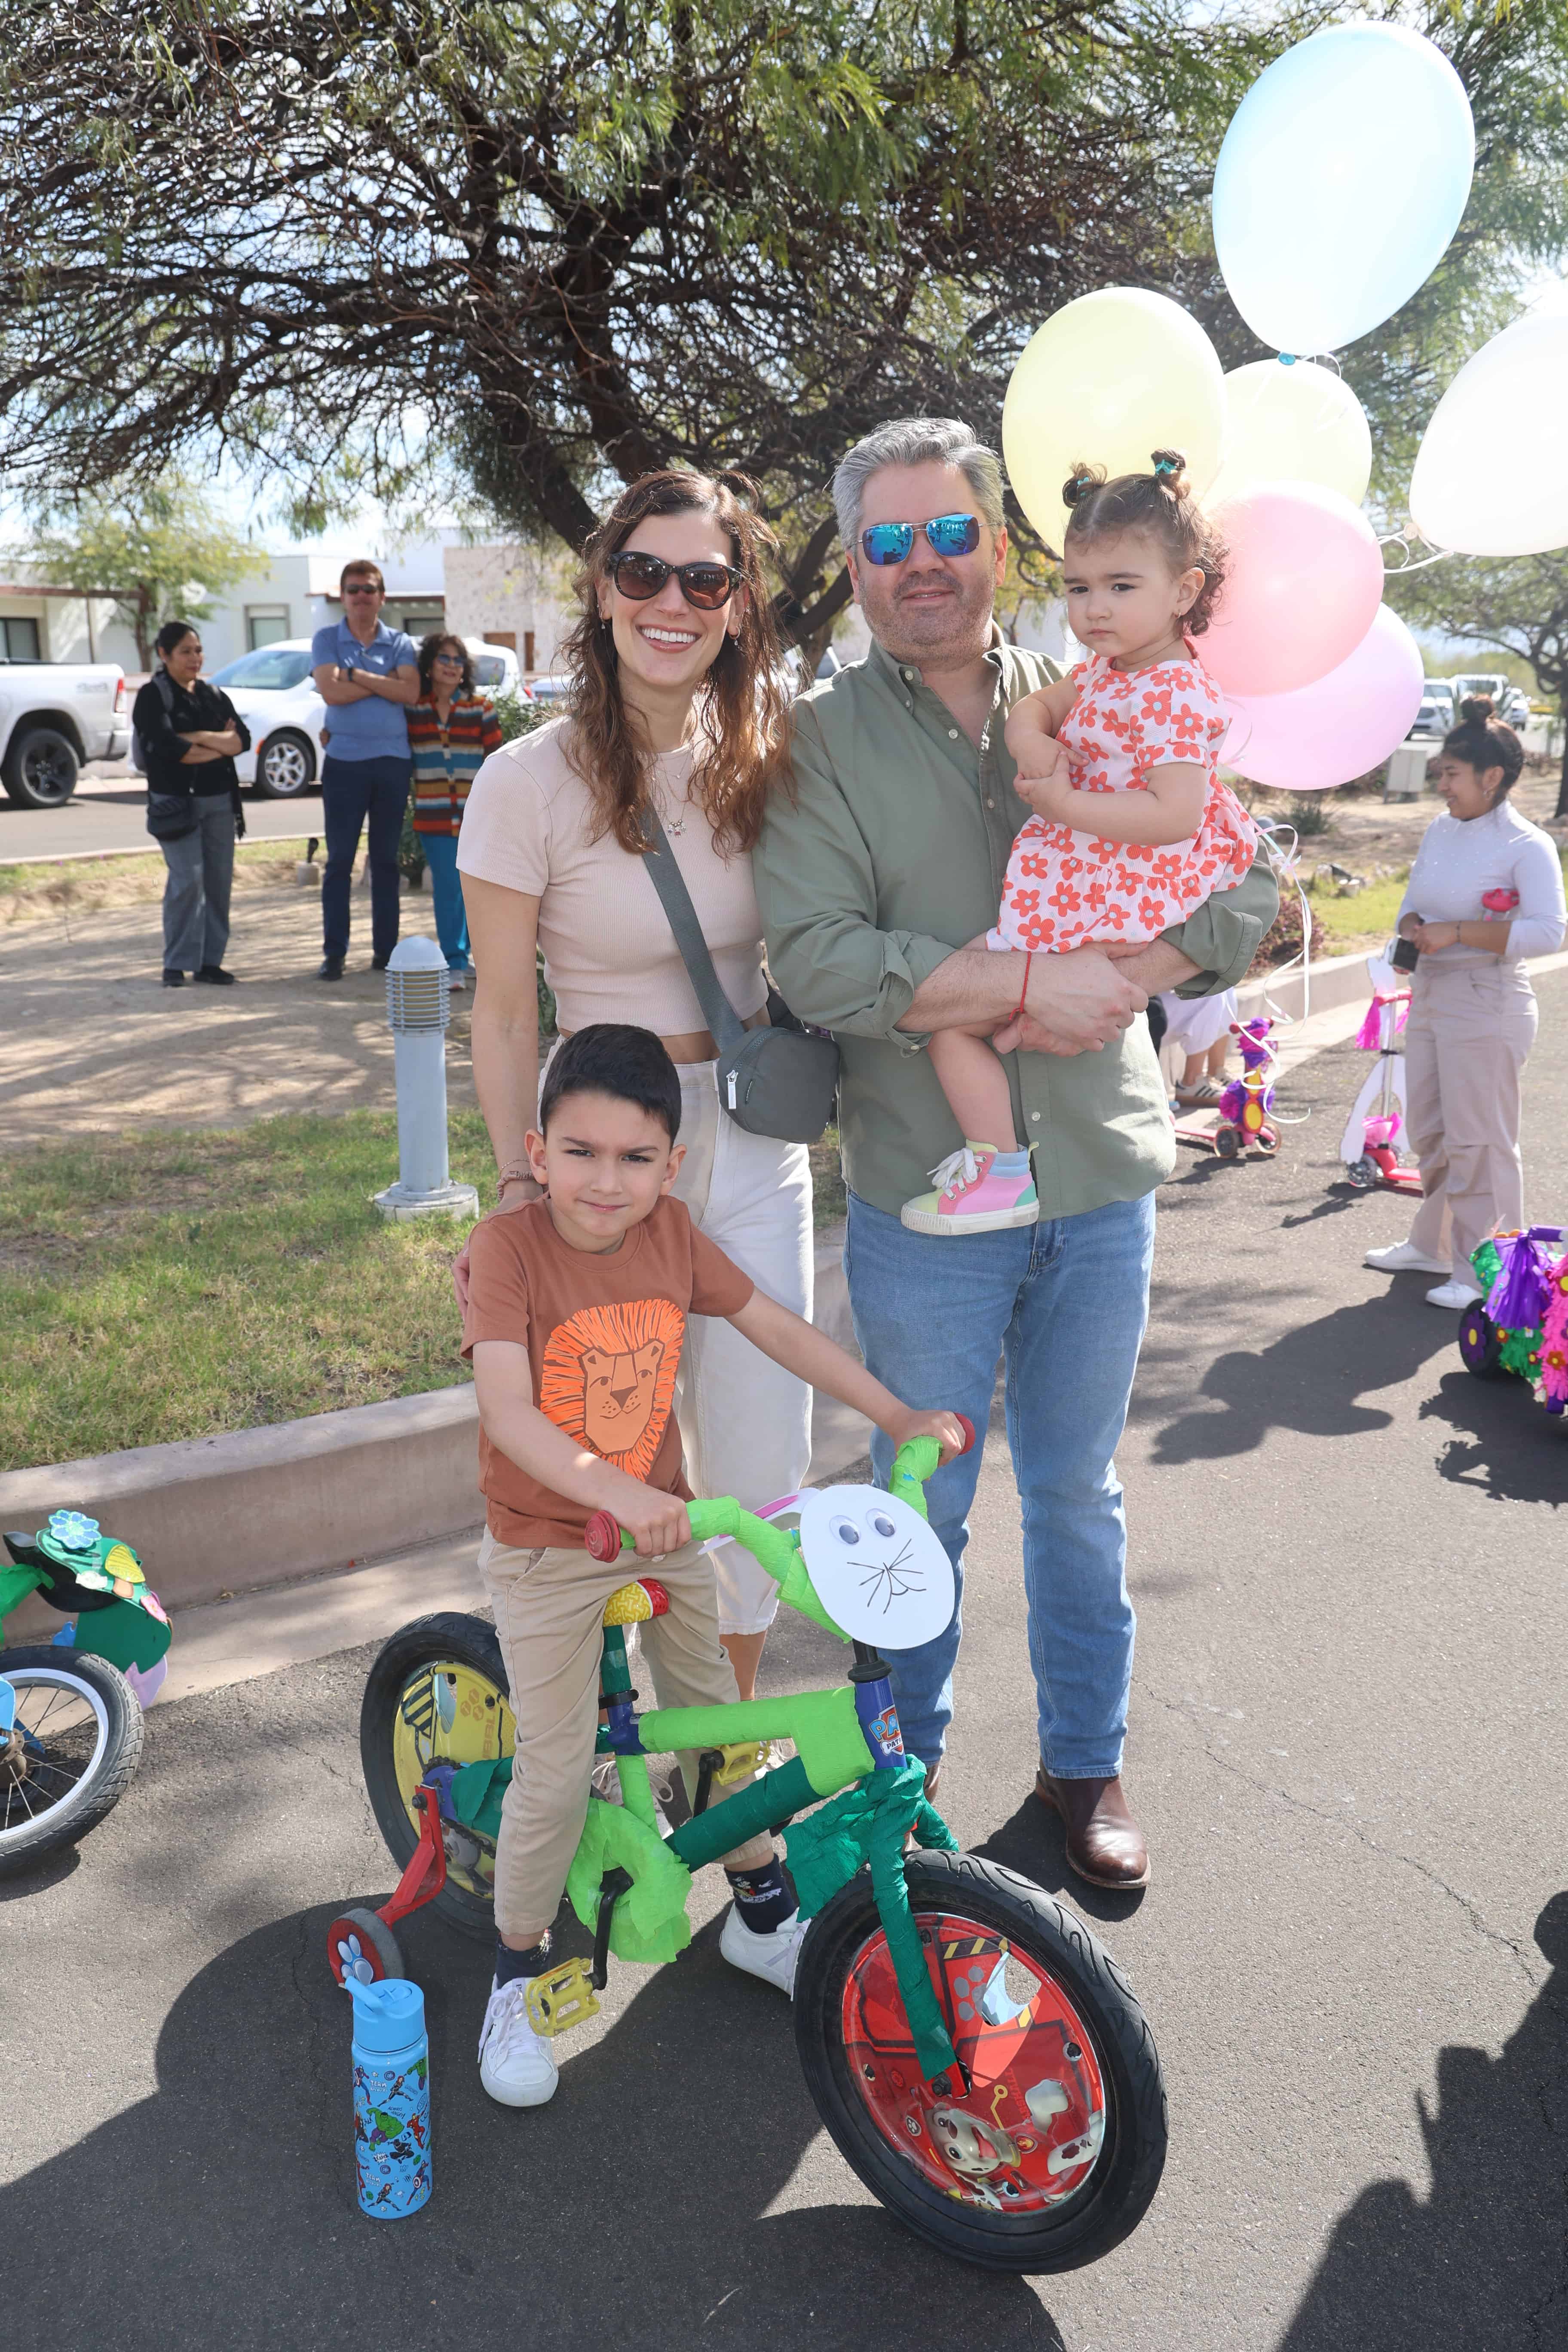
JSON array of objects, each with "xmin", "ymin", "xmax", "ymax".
[{"xmin": 1014, "ymin": 952, "xmax": 1034, "ymax": 1024}]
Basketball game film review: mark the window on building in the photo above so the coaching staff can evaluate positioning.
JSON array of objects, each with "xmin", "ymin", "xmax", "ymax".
[
  {"xmin": 246, "ymin": 608, "xmax": 291, "ymax": 650},
  {"xmin": 391, "ymin": 606, "xmax": 444, "ymax": 641},
  {"xmin": 525, "ymin": 630, "xmax": 536, "ymax": 673},
  {"xmin": 1, "ymin": 616, "xmax": 43, "ymax": 662}
]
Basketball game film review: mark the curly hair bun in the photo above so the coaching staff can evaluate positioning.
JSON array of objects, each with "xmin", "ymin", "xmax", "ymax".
[
  {"xmin": 1150, "ymin": 449, "xmax": 1191, "ymax": 497},
  {"xmin": 1061, "ymin": 459, "xmax": 1106, "ymax": 510},
  {"xmin": 1459, "ymin": 694, "xmax": 1496, "ymax": 722}
]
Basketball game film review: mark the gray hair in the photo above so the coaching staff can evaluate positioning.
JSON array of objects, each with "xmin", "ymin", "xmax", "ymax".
[{"xmin": 832, "ymin": 417, "xmax": 1006, "ymax": 550}]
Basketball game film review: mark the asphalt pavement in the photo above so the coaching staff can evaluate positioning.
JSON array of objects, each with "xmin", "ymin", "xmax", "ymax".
[
  {"xmin": 0, "ymin": 767, "xmax": 318, "ymax": 861},
  {"xmin": 6, "ymin": 981, "xmax": 1568, "ymax": 2350}
]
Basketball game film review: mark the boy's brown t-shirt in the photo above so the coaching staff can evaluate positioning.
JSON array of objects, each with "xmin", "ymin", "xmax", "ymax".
[{"xmin": 459, "ymin": 1195, "xmax": 754, "ymax": 1548}]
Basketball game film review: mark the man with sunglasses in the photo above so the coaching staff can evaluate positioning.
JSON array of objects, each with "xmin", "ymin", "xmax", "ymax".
[
  {"xmin": 310, "ymin": 560, "xmax": 421, "ymax": 980},
  {"xmin": 754, "ymin": 417, "xmax": 1278, "ymax": 1894}
]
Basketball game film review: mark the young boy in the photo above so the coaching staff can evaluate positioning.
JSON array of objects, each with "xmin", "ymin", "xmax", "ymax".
[{"xmin": 461, "ymin": 1023, "xmax": 965, "ymax": 2110}]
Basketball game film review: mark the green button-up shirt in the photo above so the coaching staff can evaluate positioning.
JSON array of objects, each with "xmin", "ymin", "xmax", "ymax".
[{"xmin": 754, "ymin": 633, "xmax": 1279, "ymax": 1219}]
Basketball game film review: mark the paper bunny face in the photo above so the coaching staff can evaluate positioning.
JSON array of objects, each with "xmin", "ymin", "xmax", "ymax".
[{"xmin": 795, "ymin": 1485, "xmax": 955, "ymax": 1648}]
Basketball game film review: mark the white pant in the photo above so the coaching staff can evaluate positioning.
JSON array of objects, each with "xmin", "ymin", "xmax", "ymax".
[
  {"xmin": 1158, "ymin": 986, "xmax": 1237, "ymax": 1057},
  {"xmin": 1404, "ymin": 961, "xmax": 1538, "ymax": 1286},
  {"xmin": 670, "ymin": 1062, "xmax": 813, "ymax": 1633}
]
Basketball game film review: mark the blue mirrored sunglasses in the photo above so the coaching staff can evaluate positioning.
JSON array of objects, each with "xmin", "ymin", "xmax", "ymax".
[{"xmin": 860, "ymin": 512, "xmax": 982, "ymax": 566}]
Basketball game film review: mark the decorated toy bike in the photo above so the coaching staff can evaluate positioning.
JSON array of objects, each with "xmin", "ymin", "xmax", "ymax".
[
  {"xmin": 1340, "ymin": 950, "xmax": 1423, "ymax": 1195},
  {"xmin": 1213, "ymin": 1017, "xmax": 1280, "ymax": 1159},
  {"xmin": 0, "ymin": 1511, "xmax": 173, "ymax": 1873},
  {"xmin": 1458, "ymin": 1227, "xmax": 1568, "ymax": 1416},
  {"xmin": 335, "ymin": 1430, "xmax": 1167, "ymax": 2274}
]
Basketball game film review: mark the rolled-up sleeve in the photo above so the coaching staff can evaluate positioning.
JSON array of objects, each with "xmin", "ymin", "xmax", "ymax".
[
  {"xmin": 1165, "ymin": 849, "xmax": 1280, "ymax": 998},
  {"xmin": 755, "ymin": 714, "xmax": 954, "ymax": 1051},
  {"xmin": 1508, "ymin": 831, "xmax": 1567, "ymax": 959}
]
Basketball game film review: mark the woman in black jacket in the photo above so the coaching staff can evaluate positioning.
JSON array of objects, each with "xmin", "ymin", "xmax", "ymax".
[{"xmin": 135, "ymin": 620, "xmax": 251, "ymax": 987}]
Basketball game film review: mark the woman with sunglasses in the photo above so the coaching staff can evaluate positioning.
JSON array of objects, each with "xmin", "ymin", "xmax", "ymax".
[
  {"xmin": 457, "ymin": 470, "xmax": 806, "ymax": 1700},
  {"xmin": 408, "ymin": 634, "xmax": 503, "ymax": 990}
]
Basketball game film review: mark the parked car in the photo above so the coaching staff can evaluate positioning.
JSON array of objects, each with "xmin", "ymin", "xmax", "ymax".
[
  {"xmin": 1422, "ymin": 678, "xmax": 1455, "ymax": 723},
  {"xmin": 1407, "ymin": 696, "xmax": 1450, "ymax": 743},
  {"xmin": 0, "ymin": 660, "xmax": 130, "ymax": 807},
  {"xmin": 526, "ymin": 674, "xmax": 573, "ymax": 707},
  {"xmin": 210, "ymin": 636, "xmax": 524, "ymax": 797}
]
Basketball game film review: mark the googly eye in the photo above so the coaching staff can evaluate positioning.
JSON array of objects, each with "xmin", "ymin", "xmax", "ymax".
[
  {"xmin": 870, "ymin": 1512, "xmax": 896, "ymax": 1538},
  {"xmin": 832, "ymin": 1517, "xmax": 861, "ymax": 1546}
]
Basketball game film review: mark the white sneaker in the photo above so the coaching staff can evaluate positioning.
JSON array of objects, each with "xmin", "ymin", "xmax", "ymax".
[
  {"xmin": 448, "ymin": 968, "xmax": 469, "ymax": 992},
  {"xmin": 478, "ymin": 1975, "xmax": 559, "ymax": 2107},
  {"xmin": 1426, "ymin": 1279, "xmax": 1483, "ymax": 1310},
  {"xmin": 719, "ymin": 1904, "xmax": 810, "ymax": 1997},
  {"xmin": 1365, "ymin": 1241, "xmax": 1450, "ymax": 1275}
]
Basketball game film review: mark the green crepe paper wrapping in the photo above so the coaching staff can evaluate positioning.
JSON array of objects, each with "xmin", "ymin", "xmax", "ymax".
[
  {"xmin": 0, "ymin": 1564, "xmax": 45, "ymax": 1626},
  {"xmin": 567, "ymin": 1798, "xmax": 694, "ymax": 1965},
  {"xmin": 685, "ymin": 1496, "xmax": 848, "ymax": 1645},
  {"xmin": 787, "ymin": 1762, "xmax": 961, "ymax": 2083},
  {"xmin": 646, "ymin": 1684, "xmax": 872, "ymax": 1800},
  {"xmin": 71, "ymin": 1598, "xmax": 172, "ymax": 1675}
]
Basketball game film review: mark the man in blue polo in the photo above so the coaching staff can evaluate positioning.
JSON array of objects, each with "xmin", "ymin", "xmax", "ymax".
[{"xmin": 310, "ymin": 560, "xmax": 420, "ymax": 980}]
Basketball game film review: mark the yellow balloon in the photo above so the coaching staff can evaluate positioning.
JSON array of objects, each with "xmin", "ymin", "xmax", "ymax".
[
  {"xmin": 1204, "ymin": 359, "xmax": 1372, "ymax": 511},
  {"xmin": 1003, "ymin": 289, "xmax": 1227, "ymax": 553}
]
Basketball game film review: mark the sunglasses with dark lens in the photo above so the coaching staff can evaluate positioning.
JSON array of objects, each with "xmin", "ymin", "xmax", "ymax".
[
  {"xmin": 604, "ymin": 550, "xmax": 744, "ymax": 609},
  {"xmin": 860, "ymin": 512, "xmax": 982, "ymax": 566}
]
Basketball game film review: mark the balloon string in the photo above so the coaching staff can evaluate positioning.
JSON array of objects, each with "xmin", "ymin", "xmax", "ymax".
[{"xmin": 1379, "ymin": 533, "xmax": 1455, "ymax": 574}]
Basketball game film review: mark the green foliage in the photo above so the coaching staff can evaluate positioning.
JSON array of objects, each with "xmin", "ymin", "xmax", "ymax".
[
  {"xmin": 10, "ymin": 473, "xmax": 268, "ymax": 668},
  {"xmin": 1387, "ymin": 548, "xmax": 1568, "ymax": 810}
]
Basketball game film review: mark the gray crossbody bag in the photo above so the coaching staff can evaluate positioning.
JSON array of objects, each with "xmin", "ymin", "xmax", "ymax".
[{"xmin": 638, "ymin": 806, "xmax": 839, "ymax": 1144}]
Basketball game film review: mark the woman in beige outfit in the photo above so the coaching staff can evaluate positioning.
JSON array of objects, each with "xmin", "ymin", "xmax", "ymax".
[
  {"xmin": 457, "ymin": 470, "xmax": 811, "ymax": 1697},
  {"xmin": 1366, "ymin": 697, "xmax": 1565, "ymax": 1308}
]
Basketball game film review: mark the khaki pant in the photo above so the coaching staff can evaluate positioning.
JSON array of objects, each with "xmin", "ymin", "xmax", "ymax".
[
  {"xmin": 1405, "ymin": 960, "xmax": 1538, "ymax": 1285},
  {"xmin": 480, "ymin": 1528, "xmax": 759, "ymax": 1940}
]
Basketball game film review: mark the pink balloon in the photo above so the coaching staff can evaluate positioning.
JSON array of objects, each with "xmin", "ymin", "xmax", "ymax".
[
  {"xmin": 1201, "ymin": 481, "xmax": 1384, "ymax": 698},
  {"xmin": 1220, "ymin": 603, "xmax": 1425, "ymax": 791}
]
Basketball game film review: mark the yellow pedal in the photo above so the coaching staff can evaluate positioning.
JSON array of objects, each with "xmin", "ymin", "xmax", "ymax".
[
  {"xmin": 524, "ymin": 1958, "xmax": 601, "ymax": 2040},
  {"xmin": 714, "ymin": 1740, "xmax": 766, "ymax": 1788}
]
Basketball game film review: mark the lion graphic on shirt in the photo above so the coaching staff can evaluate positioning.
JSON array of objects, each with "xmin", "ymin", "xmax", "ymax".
[{"xmin": 538, "ymin": 1298, "xmax": 685, "ymax": 1479}]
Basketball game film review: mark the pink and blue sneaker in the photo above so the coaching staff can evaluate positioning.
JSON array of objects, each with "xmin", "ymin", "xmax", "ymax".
[{"xmin": 900, "ymin": 1142, "xmax": 1038, "ymax": 1236}]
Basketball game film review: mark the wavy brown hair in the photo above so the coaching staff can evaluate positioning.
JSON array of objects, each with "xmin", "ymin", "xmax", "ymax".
[{"xmin": 560, "ymin": 469, "xmax": 794, "ymax": 856}]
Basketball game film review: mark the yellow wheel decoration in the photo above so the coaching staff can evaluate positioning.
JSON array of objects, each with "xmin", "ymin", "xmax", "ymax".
[{"xmin": 390, "ymin": 1659, "xmax": 515, "ymax": 1899}]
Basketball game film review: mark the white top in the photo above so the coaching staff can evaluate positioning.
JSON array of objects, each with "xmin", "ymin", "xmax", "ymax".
[
  {"xmin": 1397, "ymin": 799, "xmax": 1566, "ymax": 966},
  {"xmin": 456, "ymin": 717, "xmax": 768, "ymax": 1035}
]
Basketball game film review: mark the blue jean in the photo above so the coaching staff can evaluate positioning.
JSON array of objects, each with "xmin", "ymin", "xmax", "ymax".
[
  {"xmin": 419, "ymin": 830, "xmax": 469, "ymax": 972},
  {"xmin": 321, "ymin": 753, "xmax": 411, "ymax": 962},
  {"xmin": 844, "ymin": 1187, "xmax": 1156, "ymax": 1777},
  {"xmin": 159, "ymin": 796, "xmax": 235, "ymax": 973}
]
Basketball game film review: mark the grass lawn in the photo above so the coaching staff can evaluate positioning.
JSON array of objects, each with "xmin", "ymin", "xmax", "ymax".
[
  {"xmin": 0, "ymin": 1110, "xmax": 497, "ymax": 1470},
  {"xmin": 0, "ymin": 842, "xmax": 309, "ymax": 927}
]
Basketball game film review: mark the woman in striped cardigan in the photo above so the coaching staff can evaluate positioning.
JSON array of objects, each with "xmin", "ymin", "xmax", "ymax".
[{"xmin": 408, "ymin": 634, "xmax": 504, "ymax": 990}]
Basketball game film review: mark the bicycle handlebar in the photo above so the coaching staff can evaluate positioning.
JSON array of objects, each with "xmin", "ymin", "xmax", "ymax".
[{"xmin": 583, "ymin": 1413, "xmax": 975, "ymax": 1568}]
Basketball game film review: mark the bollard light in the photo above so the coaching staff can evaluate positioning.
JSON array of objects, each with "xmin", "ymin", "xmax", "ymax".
[{"xmin": 372, "ymin": 936, "xmax": 480, "ymax": 1222}]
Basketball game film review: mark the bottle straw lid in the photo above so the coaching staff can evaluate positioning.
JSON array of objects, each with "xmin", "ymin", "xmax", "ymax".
[{"xmin": 348, "ymin": 1975, "xmax": 426, "ymax": 2053}]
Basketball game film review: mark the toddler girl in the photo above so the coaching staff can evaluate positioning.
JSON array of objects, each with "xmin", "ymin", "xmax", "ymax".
[{"xmin": 902, "ymin": 450, "xmax": 1259, "ymax": 1236}]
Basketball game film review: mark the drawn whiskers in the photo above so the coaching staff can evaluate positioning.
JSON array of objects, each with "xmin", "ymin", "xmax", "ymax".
[{"xmin": 854, "ymin": 1540, "xmax": 925, "ymax": 1613}]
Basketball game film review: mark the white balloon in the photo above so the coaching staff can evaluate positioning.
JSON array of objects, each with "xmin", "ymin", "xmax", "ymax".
[
  {"xmin": 1205, "ymin": 360, "xmax": 1372, "ymax": 511},
  {"xmin": 1212, "ymin": 23, "xmax": 1473, "ymax": 354},
  {"xmin": 1409, "ymin": 311, "xmax": 1568, "ymax": 557},
  {"xmin": 796, "ymin": 1485, "xmax": 955, "ymax": 1650}
]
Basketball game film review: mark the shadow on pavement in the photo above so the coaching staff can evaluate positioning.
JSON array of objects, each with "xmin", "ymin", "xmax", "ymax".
[
  {"xmin": 5, "ymin": 1896, "xmax": 1063, "ymax": 2351},
  {"xmin": 1277, "ymin": 1891, "xmax": 1568, "ymax": 2352},
  {"xmin": 970, "ymin": 1797, "xmax": 1146, "ymax": 1932},
  {"xmin": 1147, "ymin": 1291, "xmax": 1455, "ymax": 1464},
  {"xmin": 1420, "ymin": 1369, "xmax": 1568, "ymax": 1507}
]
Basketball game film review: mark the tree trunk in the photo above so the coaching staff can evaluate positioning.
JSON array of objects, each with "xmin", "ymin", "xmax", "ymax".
[{"xmin": 1556, "ymin": 707, "xmax": 1568, "ymax": 821}]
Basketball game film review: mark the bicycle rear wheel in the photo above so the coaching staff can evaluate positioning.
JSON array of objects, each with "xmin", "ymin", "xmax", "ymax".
[
  {"xmin": 794, "ymin": 1850, "xmax": 1166, "ymax": 2273},
  {"xmin": 360, "ymin": 1612, "xmax": 514, "ymax": 1939}
]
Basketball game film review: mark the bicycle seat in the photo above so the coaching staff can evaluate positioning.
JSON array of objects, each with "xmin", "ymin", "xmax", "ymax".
[{"xmin": 602, "ymin": 1577, "xmax": 670, "ymax": 1628}]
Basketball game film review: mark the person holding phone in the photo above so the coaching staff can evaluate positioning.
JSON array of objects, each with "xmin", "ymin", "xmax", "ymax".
[{"xmin": 1366, "ymin": 697, "xmax": 1565, "ymax": 1308}]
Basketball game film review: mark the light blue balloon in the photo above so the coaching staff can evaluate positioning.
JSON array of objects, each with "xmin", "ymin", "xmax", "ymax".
[{"xmin": 1213, "ymin": 23, "xmax": 1473, "ymax": 355}]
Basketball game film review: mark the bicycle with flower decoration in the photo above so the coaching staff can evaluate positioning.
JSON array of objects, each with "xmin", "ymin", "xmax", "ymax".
[
  {"xmin": 1458, "ymin": 1228, "xmax": 1568, "ymax": 1416},
  {"xmin": 0, "ymin": 1511, "xmax": 174, "ymax": 1873}
]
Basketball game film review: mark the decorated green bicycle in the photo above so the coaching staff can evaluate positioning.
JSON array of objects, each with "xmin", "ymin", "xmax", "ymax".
[{"xmin": 336, "ymin": 1427, "xmax": 1167, "ymax": 2273}]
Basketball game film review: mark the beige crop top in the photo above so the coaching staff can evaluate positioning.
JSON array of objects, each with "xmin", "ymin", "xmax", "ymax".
[{"xmin": 456, "ymin": 718, "xmax": 768, "ymax": 1035}]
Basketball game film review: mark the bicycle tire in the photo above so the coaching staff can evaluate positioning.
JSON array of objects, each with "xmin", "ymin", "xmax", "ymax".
[
  {"xmin": 360, "ymin": 1611, "xmax": 512, "ymax": 1939},
  {"xmin": 0, "ymin": 1647, "xmax": 143, "ymax": 1874},
  {"xmin": 793, "ymin": 1849, "xmax": 1166, "ymax": 2273}
]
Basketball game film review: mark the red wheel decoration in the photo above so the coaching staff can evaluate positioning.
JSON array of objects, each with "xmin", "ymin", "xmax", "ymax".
[{"xmin": 839, "ymin": 1907, "xmax": 1107, "ymax": 2215}]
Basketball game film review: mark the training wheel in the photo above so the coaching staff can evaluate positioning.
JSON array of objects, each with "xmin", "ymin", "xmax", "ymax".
[{"xmin": 328, "ymin": 1905, "xmax": 406, "ymax": 1988}]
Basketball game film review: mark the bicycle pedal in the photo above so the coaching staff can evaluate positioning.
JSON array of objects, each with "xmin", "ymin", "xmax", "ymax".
[
  {"xmin": 524, "ymin": 1958, "xmax": 601, "ymax": 2039},
  {"xmin": 715, "ymin": 1740, "xmax": 767, "ymax": 1788}
]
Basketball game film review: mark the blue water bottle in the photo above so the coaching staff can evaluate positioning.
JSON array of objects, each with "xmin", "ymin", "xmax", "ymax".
[{"xmin": 349, "ymin": 1978, "xmax": 432, "ymax": 2218}]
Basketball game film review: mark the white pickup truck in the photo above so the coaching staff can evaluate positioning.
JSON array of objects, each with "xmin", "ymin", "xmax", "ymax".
[{"xmin": 0, "ymin": 660, "xmax": 130, "ymax": 807}]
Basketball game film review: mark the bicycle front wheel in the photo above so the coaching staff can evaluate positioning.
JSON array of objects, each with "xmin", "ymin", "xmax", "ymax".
[
  {"xmin": 794, "ymin": 1850, "xmax": 1166, "ymax": 2273},
  {"xmin": 0, "ymin": 1648, "xmax": 143, "ymax": 1874}
]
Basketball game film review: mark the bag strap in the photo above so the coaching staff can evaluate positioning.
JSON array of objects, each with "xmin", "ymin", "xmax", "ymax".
[{"xmin": 637, "ymin": 805, "xmax": 746, "ymax": 1053}]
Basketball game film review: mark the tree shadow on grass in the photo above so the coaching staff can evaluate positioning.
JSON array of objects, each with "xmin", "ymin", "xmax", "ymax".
[
  {"xmin": 3, "ymin": 1896, "xmax": 1063, "ymax": 2352},
  {"xmin": 1277, "ymin": 1891, "xmax": 1568, "ymax": 2352}
]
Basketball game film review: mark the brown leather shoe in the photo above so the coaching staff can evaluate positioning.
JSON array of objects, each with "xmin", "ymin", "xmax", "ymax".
[{"xmin": 1035, "ymin": 1766, "xmax": 1150, "ymax": 1890}]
